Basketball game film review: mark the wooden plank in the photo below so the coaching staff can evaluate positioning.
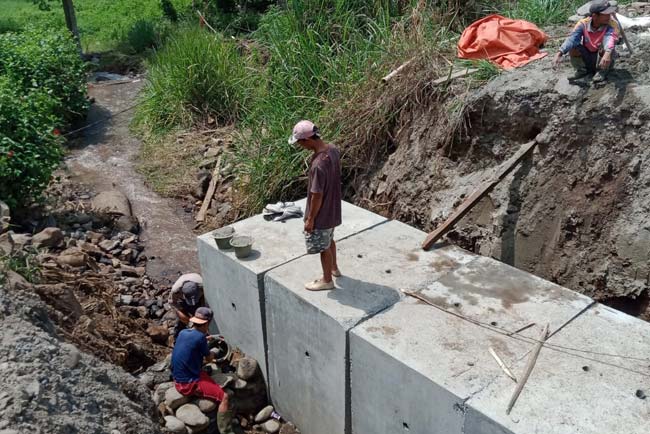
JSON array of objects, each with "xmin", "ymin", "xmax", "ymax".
[
  {"xmin": 422, "ymin": 140, "xmax": 537, "ymax": 250},
  {"xmin": 196, "ymin": 156, "xmax": 222, "ymax": 223},
  {"xmin": 506, "ymin": 324, "xmax": 549, "ymax": 415},
  {"xmin": 432, "ymin": 68, "xmax": 478, "ymax": 85}
]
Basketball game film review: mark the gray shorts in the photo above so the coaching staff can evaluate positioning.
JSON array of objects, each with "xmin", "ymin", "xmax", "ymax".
[{"xmin": 304, "ymin": 228, "xmax": 334, "ymax": 254}]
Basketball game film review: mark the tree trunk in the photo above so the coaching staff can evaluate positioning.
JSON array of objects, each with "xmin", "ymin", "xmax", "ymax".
[{"xmin": 61, "ymin": 0, "xmax": 82, "ymax": 55}]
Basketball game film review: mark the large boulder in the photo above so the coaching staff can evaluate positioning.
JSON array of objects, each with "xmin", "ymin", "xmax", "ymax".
[
  {"xmin": 56, "ymin": 249, "xmax": 88, "ymax": 267},
  {"xmin": 196, "ymin": 398, "xmax": 216, "ymax": 413},
  {"xmin": 164, "ymin": 387, "xmax": 191, "ymax": 410},
  {"xmin": 255, "ymin": 405, "xmax": 274, "ymax": 423},
  {"xmin": 164, "ymin": 415, "xmax": 187, "ymax": 433},
  {"xmin": 32, "ymin": 227, "xmax": 64, "ymax": 248},
  {"xmin": 175, "ymin": 403, "xmax": 209, "ymax": 430},
  {"xmin": 92, "ymin": 190, "xmax": 132, "ymax": 217},
  {"xmin": 263, "ymin": 419, "xmax": 281, "ymax": 434},
  {"xmin": 236, "ymin": 357, "xmax": 258, "ymax": 380}
]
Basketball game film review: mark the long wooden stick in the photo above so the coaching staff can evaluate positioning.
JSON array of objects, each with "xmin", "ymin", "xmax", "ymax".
[
  {"xmin": 489, "ymin": 347, "xmax": 518, "ymax": 383},
  {"xmin": 613, "ymin": 15, "xmax": 633, "ymax": 55},
  {"xmin": 506, "ymin": 323, "xmax": 549, "ymax": 415},
  {"xmin": 381, "ymin": 59, "xmax": 414, "ymax": 83},
  {"xmin": 196, "ymin": 156, "xmax": 222, "ymax": 222},
  {"xmin": 422, "ymin": 140, "xmax": 537, "ymax": 250}
]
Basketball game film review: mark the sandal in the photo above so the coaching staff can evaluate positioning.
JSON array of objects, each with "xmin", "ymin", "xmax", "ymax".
[{"xmin": 305, "ymin": 279, "xmax": 335, "ymax": 291}]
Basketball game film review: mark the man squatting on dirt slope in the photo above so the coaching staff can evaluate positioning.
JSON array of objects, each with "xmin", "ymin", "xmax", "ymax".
[
  {"xmin": 288, "ymin": 120, "xmax": 343, "ymax": 291},
  {"xmin": 553, "ymin": 0, "xmax": 619, "ymax": 83},
  {"xmin": 171, "ymin": 307, "xmax": 237, "ymax": 433}
]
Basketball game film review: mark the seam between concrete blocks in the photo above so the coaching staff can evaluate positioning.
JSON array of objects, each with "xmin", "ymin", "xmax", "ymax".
[{"xmin": 259, "ymin": 218, "xmax": 392, "ymax": 405}]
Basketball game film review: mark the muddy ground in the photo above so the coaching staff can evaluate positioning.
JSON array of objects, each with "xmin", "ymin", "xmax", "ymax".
[{"xmin": 353, "ymin": 28, "xmax": 650, "ymax": 318}]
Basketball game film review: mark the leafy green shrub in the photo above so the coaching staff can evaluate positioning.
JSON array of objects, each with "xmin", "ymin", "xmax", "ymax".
[
  {"xmin": 0, "ymin": 76, "xmax": 63, "ymax": 208},
  {"xmin": 127, "ymin": 19, "xmax": 158, "ymax": 53},
  {"xmin": 0, "ymin": 27, "xmax": 88, "ymax": 123},
  {"xmin": 0, "ymin": 26, "xmax": 88, "ymax": 208},
  {"xmin": 134, "ymin": 26, "xmax": 254, "ymax": 132}
]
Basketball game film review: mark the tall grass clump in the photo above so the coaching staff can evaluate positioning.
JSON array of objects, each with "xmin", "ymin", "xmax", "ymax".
[
  {"xmin": 134, "ymin": 26, "xmax": 254, "ymax": 133},
  {"xmin": 231, "ymin": 0, "xmax": 398, "ymax": 210},
  {"xmin": 496, "ymin": 0, "xmax": 585, "ymax": 26}
]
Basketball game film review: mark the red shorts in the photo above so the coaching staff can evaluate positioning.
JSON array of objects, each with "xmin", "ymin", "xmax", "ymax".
[{"xmin": 175, "ymin": 371, "xmax": 225, "ymax": 402}]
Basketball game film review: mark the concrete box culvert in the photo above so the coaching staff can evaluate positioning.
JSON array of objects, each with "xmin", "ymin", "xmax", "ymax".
[
  {"xmin": 349, "ymin": 256, "xmax": 640, "ymax": 434},
  {"xmin": 264, "ymin": 220, "xmax": 476, "ymax": 434},
  {"xmin": 197, "ymin": 199, "xmax": 386, "ymax": 381}
]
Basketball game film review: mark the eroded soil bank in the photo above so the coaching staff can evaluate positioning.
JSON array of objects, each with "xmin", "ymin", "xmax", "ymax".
[{"xmin": 352, "ymin": 30, "xmax": 650, "ymax": 318}]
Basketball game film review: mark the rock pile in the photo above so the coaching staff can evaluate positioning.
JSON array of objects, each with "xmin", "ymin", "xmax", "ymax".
[
  {"xmin": 0, "ymin": 188, "xmax": 176, "ymax": 371},
  {"xmin": 148, "ymin": 354, "xmax": 300, "ymax": 434}
]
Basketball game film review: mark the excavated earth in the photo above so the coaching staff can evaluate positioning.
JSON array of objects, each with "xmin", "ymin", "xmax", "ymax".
[{"xmin": 353, "ymin": 29, "xmax": 650, "ymax": 318}]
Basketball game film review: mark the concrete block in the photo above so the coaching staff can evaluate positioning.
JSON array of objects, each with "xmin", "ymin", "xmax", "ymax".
[
  {"xmin": 350, "ymin": 256, "xmax": 595, "ymax": 434},
  {"xmin": 197, "ymin": 199, "xmax": 386, "ymax": 378},
  {"xmin": 465, "ymin": 303, "xmax": 650, "ymax": 434},
  {"xmin": 265, "ymin": 220, "xmax": 476, "ymax": 434}
]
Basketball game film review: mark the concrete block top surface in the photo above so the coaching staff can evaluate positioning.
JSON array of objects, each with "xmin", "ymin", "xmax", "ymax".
[
  {"xmin": 197, "ymin": 199, "xmax": 386, "ymax": 276},
  {"xmin": 265, "ymin": 219, "xmax": 477, "ymax": 329},
  {"xmin": 466, "ymin": 303, "xmax": 650, "ymax": 434},
  {"xmin": 352, "ymin": 256, "xmax": 598, "ymax": 399},
  {"xmin": 417, "ymin": 256, "xmax": 594, "ymax": 332}
]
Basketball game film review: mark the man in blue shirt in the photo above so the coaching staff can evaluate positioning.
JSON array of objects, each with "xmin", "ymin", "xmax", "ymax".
[{"xmin": 171, "ymin": 307, "xmax": 235, "ymax": 432}]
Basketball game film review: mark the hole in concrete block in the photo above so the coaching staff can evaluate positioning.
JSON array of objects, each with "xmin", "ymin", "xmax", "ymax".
[
  {"xmin": 402, "ymin": 422, "xmax": 410, "ymax": 431},
  {"xmin": 453, "ymin": 302, "xmax": 461, "ymax": 308},
  {"xmin": 636, "ymin": 389, "xmax": 646, "ymax": 400},
  {"xmin": 582, "ymin": 366, "xmax": 590, "ymax": 372},
  {"xmin": 490, "ymin": 321, "xmax": 498, "ymax": 326},
  {"xmin": 305, "ymin": 351, "xmax": 310, "ymax": 358},
  {"xmin": 385, "ymin": 269, "xmax": 391, "ymax": 274},
  {"xmin": 357, "ymin": 254, "xmax": 363, "ymax": 258},
  {"xmin": 231, "ymin": 302, "xmax": 236, "ymax": 311}
]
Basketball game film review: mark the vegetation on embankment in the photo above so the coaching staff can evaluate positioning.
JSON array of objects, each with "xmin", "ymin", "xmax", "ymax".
[
  {"xmin": 0, "ymin": 28, "xmax": 87, "ymax": 208},
  {"xmin": 134, "ymin": 0, "xmax": 503, "ymax": 212},
  {"xmin": 0, "ymin": 0, "xmax": 192, "ymax": 52}
]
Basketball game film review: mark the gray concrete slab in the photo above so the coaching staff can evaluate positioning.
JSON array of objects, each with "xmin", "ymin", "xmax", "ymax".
[
  {"xmin": 350, "ymin": 256, "xmax": 595, "ymax": 434},
  {"xmin": 265, "ymin": 220, "xmax": 477, "ymax": 434},
  {"xmin": 197, "ymin": 199, "xmax": 386, "ymax": 378},
  {"xmin": 465, "ymin": 303, "xmax": 650, "ymax": 434}
]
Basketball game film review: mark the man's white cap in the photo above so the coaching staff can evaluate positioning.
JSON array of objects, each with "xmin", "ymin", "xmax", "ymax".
[{"xmin": 288, "ymin": 120, "xmax": 319, "ymax": 144}]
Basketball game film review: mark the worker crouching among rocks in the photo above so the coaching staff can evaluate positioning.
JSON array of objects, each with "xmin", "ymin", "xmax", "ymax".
[{"xmin": 171, "ymin": 307, "xmax": 238, "ymax": 433}]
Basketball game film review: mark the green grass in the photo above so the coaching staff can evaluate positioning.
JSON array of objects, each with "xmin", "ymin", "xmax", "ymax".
[
  {"xmin": 0, "ymin": 0, "xmax": 192, "ymax": 51},
  {"xmin": 133, "ymin": 26, "xmax": 255, "ymax": 132}
]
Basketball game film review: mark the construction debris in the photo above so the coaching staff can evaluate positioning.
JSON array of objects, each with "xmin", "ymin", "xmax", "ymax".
[{"xmin": 506, "ymin": 324, "xmax": 550, "ymax": 415}]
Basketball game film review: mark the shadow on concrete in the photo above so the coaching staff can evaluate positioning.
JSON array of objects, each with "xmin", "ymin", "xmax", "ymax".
[
  {"xmin": 238, "ymin": 249, "xmax": 262, "ymax": 262},
  {"xmin": 327, "ymin": 275, "xmax": 401, "ymax": 315}
]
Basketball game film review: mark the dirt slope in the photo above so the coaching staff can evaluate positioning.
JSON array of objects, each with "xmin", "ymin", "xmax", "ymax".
[
  {"xmin": 353, "ymin": 29, "xmax": 650, "ymax": 315},
  {"xmin": 0, "ymin": 283, "xmax": 160, "ymax": 434}
]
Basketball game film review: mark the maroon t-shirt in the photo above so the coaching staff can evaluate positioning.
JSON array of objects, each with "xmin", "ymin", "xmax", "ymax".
[{"xmin": 306, "ymin": 145, "xmax": 342, "ymax": 230}]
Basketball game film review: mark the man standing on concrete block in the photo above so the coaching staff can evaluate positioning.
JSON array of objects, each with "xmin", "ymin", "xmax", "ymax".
[{"xmin": 288, "ymin": 120, "xmax": 342, "ymax": 291}]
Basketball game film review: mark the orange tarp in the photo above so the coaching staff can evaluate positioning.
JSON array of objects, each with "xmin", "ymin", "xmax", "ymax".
[{"xmin": 458, "ymin": 14, "xmax": 549, "ymax": 70}]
